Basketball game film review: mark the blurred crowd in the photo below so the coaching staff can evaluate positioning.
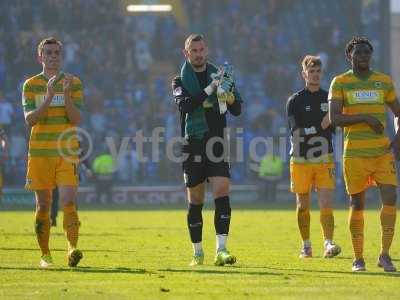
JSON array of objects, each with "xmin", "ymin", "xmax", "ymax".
[{"xmin": 0, "ymin": 0, "xmax": 384, "ymax": 186}]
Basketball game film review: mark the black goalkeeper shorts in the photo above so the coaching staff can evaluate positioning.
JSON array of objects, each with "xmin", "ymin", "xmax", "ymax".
[{"xmin": 182, "ymin": 138, "xmax": 230, "ymax": 188}]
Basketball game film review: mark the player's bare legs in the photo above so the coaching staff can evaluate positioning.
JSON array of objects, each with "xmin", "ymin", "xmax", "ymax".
[
  {"xmin": 377, "ymin": 183, "xmax": 397, "ymax": 272},
  {"xmin": 187, "ymin": 183, "xmax": 206, "ymax": 205},
  {"xmin": 317, "ymin": 188, "xmax": 333, "ymax": 209},
  {"xmin": 209, "ymin": 177, "xmax": 230, "ymax": 199},
  {"xmin": 59, "ymin": 185, "xmax": 82, "ymax": 267}
]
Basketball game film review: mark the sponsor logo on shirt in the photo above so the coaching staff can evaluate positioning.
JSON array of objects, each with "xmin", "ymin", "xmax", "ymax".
[
  {"xmin": 348, "ymin": 90, "xmax": 383, "ymax": 104},
  {"xmin": 35, "ymin": 93, "xmax": 65, "ymax": 107}
]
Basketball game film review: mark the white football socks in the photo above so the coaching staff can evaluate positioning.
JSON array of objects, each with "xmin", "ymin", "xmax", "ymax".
[
  {"xmin": 193, "ymin": 242, "xmax": 203, "ymax": 255},
  {"xmin": 216, "ymin": 234, "xmax": 228, "ymax": 252},
  {"xmin": 303, "ymin": 239, "xmax": 311, "ymax": 248}
]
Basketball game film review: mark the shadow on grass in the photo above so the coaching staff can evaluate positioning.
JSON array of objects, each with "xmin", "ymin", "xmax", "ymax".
[
  {"xmin": 262, "ymin": 265, "xmax": 400, "ymax": 278},
  {"xmin": 0, "ymin": 266, "xmax": 149, "ymax": 275},
  {"xmin": 125, "ymin": 226, "xmax": 181, "ymax": 231},
  {"xmin": 0, "ymin": 232, "xmax": 123, "ymax": 237},
  {"xmin": 298, "ymin": 256, "xmax": 354, "ymax": 260},
  {"xmin": 158, "ymin": 267, "xmax": 282, "ymax": 276},
  {"xmin": 159, "ymin": 260, "xmax": 400, "ymax": 278},
  {"xmin": 392, "ymin": 258, "xmax": 400, "ymax": 262},
  {"xmin": 0, "ymin": 247, "xmax": 121, "ymax": 253}
]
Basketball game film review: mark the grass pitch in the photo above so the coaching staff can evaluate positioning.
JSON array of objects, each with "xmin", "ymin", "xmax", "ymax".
[{"xmin": 0, "ymin": 208, "xmax": 399, "ymax": 299}]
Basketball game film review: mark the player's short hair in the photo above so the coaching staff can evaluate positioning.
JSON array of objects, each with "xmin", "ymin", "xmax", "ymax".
[
  {"xmin": 345, "ymin": 36, "xmax": 373, "ymax": 59},
  {"xmin": 301, "ymin": 55, "xmax": 322, "ymax": 71},
  {"xmin": 37, "ymin": 37, "xmax": 63, "ymax": 56},
  {"xmin": 184, "ymin": 34, "xmax": 205, "ymax": 50}
]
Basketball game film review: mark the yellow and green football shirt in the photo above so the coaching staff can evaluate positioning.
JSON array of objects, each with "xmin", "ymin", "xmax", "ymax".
[
  {"xmin": 328, "ymin": 69, "xmax": 397, "ymax": 158},
  {"xmin": 22, "ymin": 73, "xmax": 83, "ymax": 157}
]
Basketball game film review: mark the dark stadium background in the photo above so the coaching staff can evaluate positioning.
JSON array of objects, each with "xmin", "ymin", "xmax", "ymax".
[{"xmin": 0, "ymin": 0, "xmax": 395, "ymax": 205}]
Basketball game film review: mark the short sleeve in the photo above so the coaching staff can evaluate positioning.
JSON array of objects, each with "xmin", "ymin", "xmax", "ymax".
[
  {"xmin": 22, "ymin": 81, "xmax": 36, "ymax": 113},
  {"xmin": 71, "ymin": 77, "xmax": 83, "ymax": 109},
  {"xmin": 385, "ymin": 78, "xmax": 397, "ymax": 104},
  {"xmin": 328, "ymin": 77, "xmax": 344, "ymax": 102}
]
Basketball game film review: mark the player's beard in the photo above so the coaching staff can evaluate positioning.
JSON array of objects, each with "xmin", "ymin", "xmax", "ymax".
[{"xmin": 191, "ymin": 57, "xmax": 206, "ymax": 69}]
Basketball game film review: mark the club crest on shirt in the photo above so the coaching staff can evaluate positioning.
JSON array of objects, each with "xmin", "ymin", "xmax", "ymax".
[
  {"xmin": 374, "ymin": 81, "xmax": 382, "ymax": 88},
  {"xmin": 173, "ymin": 87, "xmax": 183, "ymax": 96},
  {"xmin": 320, "ymin": 103, "xmax": 328, "ymax": 112}
]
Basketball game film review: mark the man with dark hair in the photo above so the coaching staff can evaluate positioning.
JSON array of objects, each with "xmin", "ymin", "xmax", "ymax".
[
  {"xmin": 172, "ymin": 34, "xmax": 242, "ymax": 266},
  {"xmin": 22, "ymin": 37, "xmax": 83, "ymax": 268},
  {"xmin": 287, "ymin": 55, "xmax": 341, "ymax": 259},
  {"xmin": 329, "ymin": 36, "xmax": 400, "ymax": 272}
]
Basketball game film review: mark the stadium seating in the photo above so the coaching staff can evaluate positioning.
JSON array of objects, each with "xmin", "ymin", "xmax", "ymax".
[{"xmin": 0, "ymin": 0, "xmax": 384, "ymax": 186}]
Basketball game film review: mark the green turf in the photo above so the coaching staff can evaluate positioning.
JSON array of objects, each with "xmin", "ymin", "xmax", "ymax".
[{"xmin": 0, "ymin": 209, "xmax": 399, "ymax": 300}]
